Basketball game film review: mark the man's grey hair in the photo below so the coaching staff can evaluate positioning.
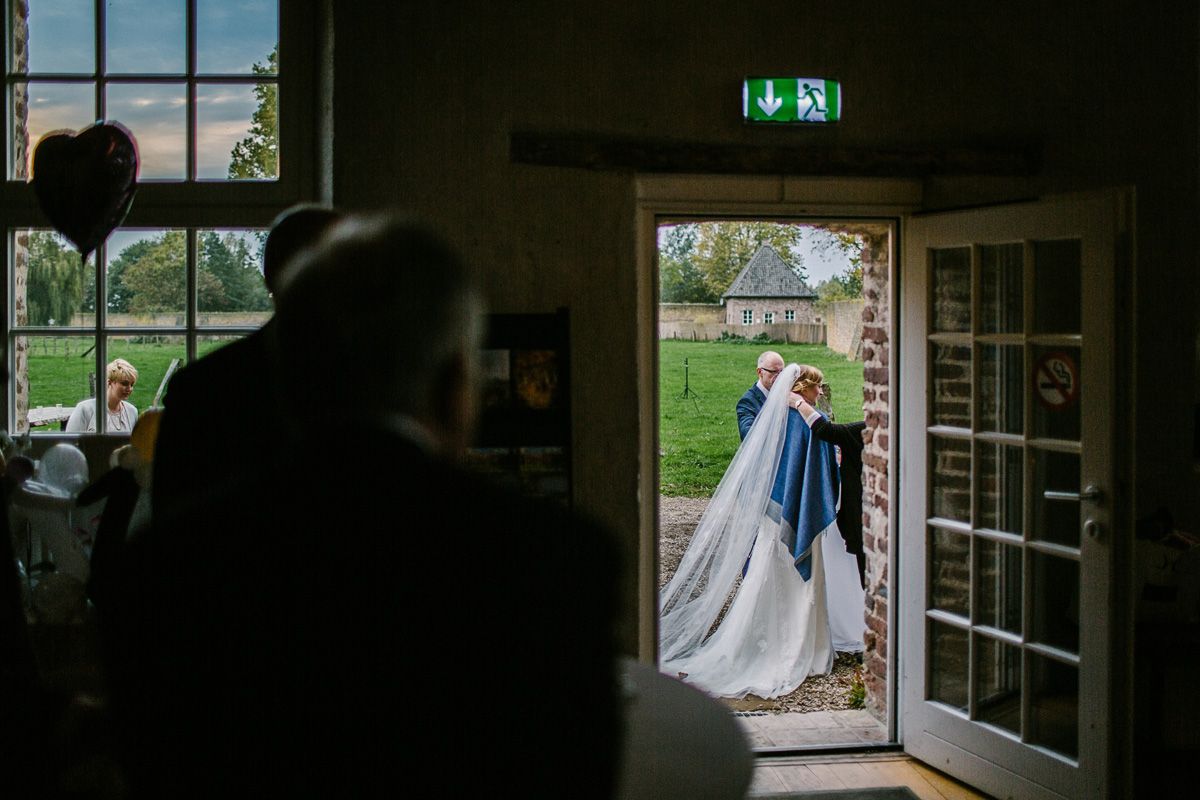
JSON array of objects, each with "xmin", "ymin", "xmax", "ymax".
[
  {"xmin": 756, "ymin": 351, "xmax": 782, "ymax": 369},
  {"xmin": 270, "ymin": 211, "xmax": 485, "ymax": 421}
]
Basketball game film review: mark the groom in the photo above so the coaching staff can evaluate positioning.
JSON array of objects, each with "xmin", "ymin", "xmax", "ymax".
[{"xmin": 736, "ymin": 350, "xmax": 785, "ymax": 440}]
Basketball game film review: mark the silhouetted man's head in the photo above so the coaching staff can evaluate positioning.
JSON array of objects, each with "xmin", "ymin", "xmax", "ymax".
[
  {"xmin": 271, "ymin": 211, "xmax": 485, "ymax": 455},
  {"xmin": 262, "ymin": 204, "xmax": 343, "ymax": 298}
]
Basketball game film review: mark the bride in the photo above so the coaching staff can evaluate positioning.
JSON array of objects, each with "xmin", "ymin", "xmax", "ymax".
[{"xmin": 659, "ymin": 363, "xmax": 865, "ymax": 699}]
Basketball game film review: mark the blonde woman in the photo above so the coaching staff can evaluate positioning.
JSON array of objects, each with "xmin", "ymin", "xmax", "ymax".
[
  {"xmin": 66, "ymin": 358, "xmax": 139, "ymax": 433},
  {"xmin": 659, "ymin": 363, "xmax": 865, "ymax": 699}
]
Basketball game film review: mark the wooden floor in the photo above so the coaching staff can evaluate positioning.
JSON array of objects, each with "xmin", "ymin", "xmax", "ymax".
[{"xmin": 749, "ymin": 751, "xmax": 994, "ymax": 799}]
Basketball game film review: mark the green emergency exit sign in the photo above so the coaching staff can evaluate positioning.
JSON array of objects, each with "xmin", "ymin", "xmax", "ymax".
[{"xmin": 743, "ymin": 77, "xmax": 841, "ymax": 123}]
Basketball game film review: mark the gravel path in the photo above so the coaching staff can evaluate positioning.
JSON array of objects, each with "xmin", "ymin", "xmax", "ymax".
[{"xmin": 657, "ymin": 495, "xmax": 863, "ymax": 714}]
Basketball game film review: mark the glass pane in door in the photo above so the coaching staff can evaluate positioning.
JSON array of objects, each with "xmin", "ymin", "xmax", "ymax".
[
  {"xmin": 1030, "ymin": 552, "xmax": 1080, "ymax": 653},
  {"xmin": 975, "ymin": 537, "xmax": 1022, "ymax": 635},
  {"xmin": 1029, "ymin": 653, "xmax": 1079, "ymax": 758},
  {"xmin": 932, "ymin": 343, "xmax": 972, "ymax": 427},
  {"xmin": 932, "ymin": 247, "xmax": 971, "ymax": 333},
  {"xmin": 975, "ymin": 633, "xmax": 1021, "ymax": 735},
  {"xmin": 929, "ymin": 619, "xmax": 969, "ymax": 711},
  {"xmin": 1032, "ymin": 449, "xmax": 1081, "ymax": 547},
  {"xmin": 1033, "ymin": 239, "xmax": 1081, "ymax": 334},
  {"xmin": 978, "ymin": 344, "xmax": 1023, "ymax": 434},
  {"xmin": 980, "ymin": 243, "xmax": 1023, "ymax": 333},
  {"xmin": 1031, "ymin": 345, "xmax": 1081, "ymax": 441},
  {"xmin": 930, "ymin": 527, "xmax": 970, "ymax": 618}
]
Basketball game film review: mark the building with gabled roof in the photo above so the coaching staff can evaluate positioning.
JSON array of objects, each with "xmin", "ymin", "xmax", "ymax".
[{"xmin": 721, "ymin": 245, "xmax": 820, "ymax": 326}]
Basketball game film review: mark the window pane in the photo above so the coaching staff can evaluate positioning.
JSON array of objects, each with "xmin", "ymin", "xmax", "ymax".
[
  {"xmin": 197, "ymin": 0, "xmax": 278, "ymax": 74},
  {"xmin": 13, "ymin": 229, "xmax": 93, "ymax": 328},
  {"xmin": 16, "ymin": 0, "xmax": 95, "ymax": 74},
  {"xmin": 931, "ymin": 343, "xmax": 971, "ymax": 428},
  {"xmin": 108, "ymin": 335, "xmax": 185, "ymax": 412},
  {"xmin": 1030, "ymin": 552, "xmax": 1079, "ymax": 654},
  {"xmin": 977, "ymin": 442, "xmax": 1023, "ymax": 534},
  {"xmin": 1031, "ymin": 345, "xmax": 1081, "ymax": 441},
  {"xmin": 106, "ymin": 83, "xmax": 186, "ymax": 179},
  {"xmin": 974, "ymin": 633, "xmax": 1021, "ymax": 736},
  {"xmin": 197, "ymin": 229, "xmax": 272, "ymax": 320},
  {"xmin": 106, "ymin": 229, "xmax": 186, "ymax": 326},
  {"xmin": 930, "ymin": 435, "xmax": 971, "ymax": 523},
  {"xmin": 929, "ymin": 526, "xmax": 970, "ymax": 618},
  {"xmin": 106, "ymin": 0, "xmax": 184, "ymax": 74},
  {"xmin": 980, "ymin": 243, "xmax": 1023, "ymax": 334},
  {"xmin": 12, "ymin": 81, "xmax": 95, "ymax": 179},
  {"xmin": 976, "ymin": 537, "xmax": 1022, "ymax": 634},
  {"xmin": 931, "ymin": 247, "xmax": 970, "ymax": 333},
  {"xmin": 978, "ymin": 344, "xmax": 1022, "ymax": 434},
  {"xmin": 1029, "ymin": 654, "xmax": 1078, "ymax": 759},
  {"xmin": 196, "ymin": 82, "xmax": 277, "ymax": 179},
  {"xmin": 19, "ymin": 334, "xmax": 96, "ymax": 433},
  {"xmin": 1031, "ymin": 449, "xmax": 1081, "ymax": 548},
  {"xmin": 928, "ymin": 619, "xmax": 969, "ymax": 711},
  {"xmin": 1033, "ymin": 239, "xmax": 1081, "ymax": 335}
]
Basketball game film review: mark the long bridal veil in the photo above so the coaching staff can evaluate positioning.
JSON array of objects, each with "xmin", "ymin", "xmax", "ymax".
[
  {"xmin": 658, "ymin": 364, "xmax": 798, "ymax": 665},
  {"xmin": 659, "ymin": 363, "xmax": 864, "ymax": 699}
]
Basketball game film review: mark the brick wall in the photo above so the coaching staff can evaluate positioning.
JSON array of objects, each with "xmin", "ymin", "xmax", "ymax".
[
  {"xmin": 860, "ymin": 231, "xmax": 891, "ymax": 720},
  {"xmin": 723, "ymin": 297, "xmax": 819, "ymax": 326}
]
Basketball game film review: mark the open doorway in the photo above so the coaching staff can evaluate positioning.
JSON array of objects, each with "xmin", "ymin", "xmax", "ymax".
[
  {"xmin": 634, "ymin": 176, "xmax": 912, "ymax": 753},
  {"xmin": 654, "ymin": 216, "xmax": 889, "ymax": 749}
]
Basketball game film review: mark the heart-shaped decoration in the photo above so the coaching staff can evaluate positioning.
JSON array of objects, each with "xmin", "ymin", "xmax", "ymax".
[{"xmin": 31, "ymin": 121, "xmax": 139, "ymax": 261}]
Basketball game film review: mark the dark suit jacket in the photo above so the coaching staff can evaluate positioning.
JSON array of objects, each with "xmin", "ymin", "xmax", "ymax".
[
  {"xmin": 736, "ymin": 384, "xmax": 766, "ymax": 441},
  {"xmin": 151, "ymin": 324, "xmax": 277, "ymax": 523},
  {"xmin": 810, "ymin": 417, "xmax": 866, "ymax": 557},
  {"xmin": 107, "ymin": 430, "xmax": 622, "ymax": 799}
]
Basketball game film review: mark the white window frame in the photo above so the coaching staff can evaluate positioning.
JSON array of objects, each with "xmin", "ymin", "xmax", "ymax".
[
  {"xmin": 785, "ymin": 309, "xmax": 795, "ymax": 321},
  {"xmin": 763, "ymin": 311, "xmax": 774, "ymax": 324},
  {"xmin": 742, "ymin": 309, "xmax": 753, "ymax": 325},
  {"xmin": 2, "ymin": 1, "xmax": 323, "ymax": 434}
]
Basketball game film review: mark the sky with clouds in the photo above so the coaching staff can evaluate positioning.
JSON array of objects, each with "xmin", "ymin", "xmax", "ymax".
[{"xmin": 17, "ymin": 0, "xmax": 277, "ymax": 179}]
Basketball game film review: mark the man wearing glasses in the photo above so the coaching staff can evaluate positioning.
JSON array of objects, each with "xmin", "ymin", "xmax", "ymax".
[{"xmin": 736, "ymin": 350, "xmax": 785, "ymax": 440}]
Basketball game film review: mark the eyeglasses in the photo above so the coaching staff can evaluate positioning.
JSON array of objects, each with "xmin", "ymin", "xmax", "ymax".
[{"xmin": 759, "ymin": 367, "xmax": 781, "ymax": 375}]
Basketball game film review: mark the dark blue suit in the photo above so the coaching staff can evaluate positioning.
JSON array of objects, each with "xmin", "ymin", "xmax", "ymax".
[{"xmin": 736, "ymin": 384, "xmax": 766, "ymax": 441}]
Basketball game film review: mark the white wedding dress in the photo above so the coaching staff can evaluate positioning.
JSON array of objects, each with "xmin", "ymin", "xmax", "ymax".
[{"xmin": 659, "ymin": 364, "xmax": 865, "ymax": 700}]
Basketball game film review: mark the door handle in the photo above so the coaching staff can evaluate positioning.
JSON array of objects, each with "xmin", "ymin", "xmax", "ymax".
[{"xmin": 1043, "ymin": 484, "xmax": 1103, "ymax": 502}]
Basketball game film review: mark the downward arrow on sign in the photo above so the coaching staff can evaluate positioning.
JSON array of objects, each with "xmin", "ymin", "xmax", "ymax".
[{"xmin": 756, "ymin": 80, "xmax": 782, "ymax": 116}]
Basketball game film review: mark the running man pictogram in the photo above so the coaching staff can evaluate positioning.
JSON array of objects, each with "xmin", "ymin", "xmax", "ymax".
[{"xmin": 801, "ymin": 82, "xmax": 827, "ymax": 119}]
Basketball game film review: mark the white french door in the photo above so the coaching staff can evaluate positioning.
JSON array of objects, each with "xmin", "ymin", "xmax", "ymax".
[{"xmin": 900, "ymin": 191, "xmax": 1126, "ymax": 799}]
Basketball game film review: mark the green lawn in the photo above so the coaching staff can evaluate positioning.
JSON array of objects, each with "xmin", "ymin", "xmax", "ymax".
[
  {"xmin": 23, "ymin": 336, "xmax": 240, "ymax": 416},
  {"xmin": 658, "ymin": 339, "xmax": 863, "ymax": 497}
]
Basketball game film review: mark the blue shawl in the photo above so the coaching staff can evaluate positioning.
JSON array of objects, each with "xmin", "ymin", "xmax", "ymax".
[{"xmin": 766, "ymin": 409, "xmax": 839, "ymax": 581}]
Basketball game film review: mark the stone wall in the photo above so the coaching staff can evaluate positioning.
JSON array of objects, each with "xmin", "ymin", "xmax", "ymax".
[
  {"xmin": 859, "ymin": 231, "xmax": 891, "ymax": 721},
  {"xmin": 659, "ymin": 302, "xmax": 723, "ymax": 323},
  {"xmin": 825, "ymin": 299, "xmax": 865, "ymax": 359},
  {"xmin": 70, "ymin": 312, "xmax": 272, "ymax": 328}
]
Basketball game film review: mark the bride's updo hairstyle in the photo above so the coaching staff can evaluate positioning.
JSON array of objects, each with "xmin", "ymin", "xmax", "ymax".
[{"xmin": 792, "ymin": 364, "xmax": 825, "ymax": 394}]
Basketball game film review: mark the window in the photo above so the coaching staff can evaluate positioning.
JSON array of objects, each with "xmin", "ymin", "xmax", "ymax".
[
  {"xmin": 742, "ymin": 309, "xmax": 753, "ymax": 325},
  {"xmin": 3, "ymin": 1, "xmax": 319, "ymax": 433},
  {"xmin": 763, "ymin": 311, "xmax": 774, "ymax": 324},
  {"xmin": 785, "ymin": 309, "xmax": 795, "ymax": 322}
]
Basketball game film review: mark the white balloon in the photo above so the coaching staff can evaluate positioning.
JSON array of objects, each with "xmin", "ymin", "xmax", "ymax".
[{"xmin": 39, "ymin": 443, "xmax": 89, "ymax": 495}]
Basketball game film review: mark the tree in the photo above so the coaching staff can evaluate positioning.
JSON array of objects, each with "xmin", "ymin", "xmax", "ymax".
[
  {"xmin": 658, "ymin": 224, "xmax": 717, "ymax": 303},
  {"xmin": 689, "ymin": 221, "xmax": 808, "ymax": 298},
  {"xmin": 814, "ymin": 232, "xmax": 865, "ymax": 307},
  {"xmin": 121, "ymin": 231, "xmax": 227, "ymax": 314},
  {"xmin": 228, "ymin": 46, "xmax": 278, "ymax": 179},
  {"xmin": 199, "ymin": 231, "xmax": 270, "ymax": 311},
  {"xmin": 25, "ymin": 232, "xmax": 85, "ymax": 325}
]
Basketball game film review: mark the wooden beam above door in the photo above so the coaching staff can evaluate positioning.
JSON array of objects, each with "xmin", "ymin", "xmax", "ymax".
[{"xmin": 510, "ymin": 131, "xmax": 1039, "ymax": 177}]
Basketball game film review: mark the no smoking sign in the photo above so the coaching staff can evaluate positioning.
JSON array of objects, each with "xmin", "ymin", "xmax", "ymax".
[{"xmin": 1034, "ymin": 352, "xmax": 1079, "ymax": 410}]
